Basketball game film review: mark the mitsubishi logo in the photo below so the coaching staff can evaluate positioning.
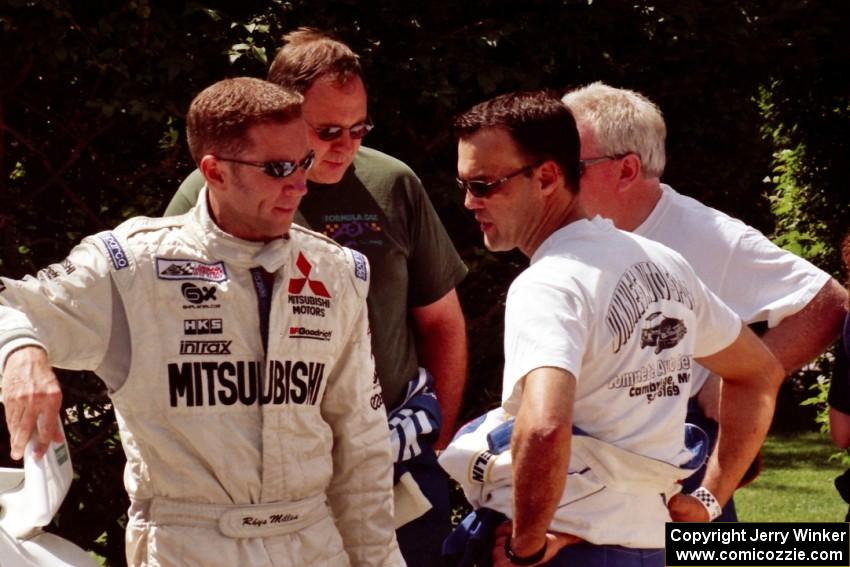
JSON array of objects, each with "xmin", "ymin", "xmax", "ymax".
[{"xmin": 288, "ymin": 252, "xmax": 331, "ymax": 298}]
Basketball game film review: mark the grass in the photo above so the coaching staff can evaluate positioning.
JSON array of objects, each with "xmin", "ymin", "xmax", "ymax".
[{"xmin": 735, "ymin": 430, "xmax": 849, "ymax": 522}]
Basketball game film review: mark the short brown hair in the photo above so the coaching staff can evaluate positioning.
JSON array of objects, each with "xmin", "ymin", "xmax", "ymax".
[
  {"xmin": 186, "ymin": 77, "xmax": 303, "ymax": 165},
  {"xmin": 454, "ymin": 90, "xmax": 582, "ymax": 193},
  {"xmin": 267, "ymin": 27, "xmax": 363, "ymax": 93}
]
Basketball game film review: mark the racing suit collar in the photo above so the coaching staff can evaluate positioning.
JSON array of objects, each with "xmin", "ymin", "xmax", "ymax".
[{"xmin": 192, "ymin": 186, "xmax": 292, "ymax": 273}]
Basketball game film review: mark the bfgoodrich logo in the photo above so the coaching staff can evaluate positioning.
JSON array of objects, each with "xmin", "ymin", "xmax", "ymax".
[{"xmin": 288, "ymin": 327, "xmax": 332, "ymax": 341}]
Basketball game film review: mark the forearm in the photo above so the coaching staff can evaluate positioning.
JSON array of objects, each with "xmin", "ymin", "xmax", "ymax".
[
  {"xmin": 829, "ymin": 408, "xmax": 850, "ymax": 448},
  {"xmin": 701, "ymin": 377, "xmax": 776, "ymax": 505},
  {"xmin": 413, "ymin": 290, "xmax": 468, "ymax": 448},
  {"xmin": 511, "ymin": 416, "xmax": 571, "ymax": 554},
  {"xmin": 416, "ymin": 321, "xmax": 467, "ymax": 448},
  {"xmin": 509, "ymin": 368, "xmax": 575, "ymax": 556}
]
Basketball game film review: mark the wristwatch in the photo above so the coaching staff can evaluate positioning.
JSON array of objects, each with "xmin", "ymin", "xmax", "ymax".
[{"xmin": 504, "ymin": 535, "xmax": 548, "ymax": 565}]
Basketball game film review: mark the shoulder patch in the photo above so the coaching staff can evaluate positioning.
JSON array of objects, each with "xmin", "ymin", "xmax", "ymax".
[
  {"xmin": 156, "ymin": 258, "xmax": 228, "ymax": 282},
  {"xmin": 98, "ymin": 232, "xmax": 130, "ymax": 271},
  {"xmin": 349, "ymin": 249, "xmax": 368, "ymax": 282}
]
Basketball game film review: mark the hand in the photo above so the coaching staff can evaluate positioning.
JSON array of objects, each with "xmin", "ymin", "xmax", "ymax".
[
  {"xmin": 2, "ymin": 346, "xmax": 63, "ymax": 460},
  {"xmin": 492, "ymin": 521, "xmax": 583, "ymax": 566},
  {"xmin": 667, "ymin": 493, "xmax": 710, "ymax": 522}
]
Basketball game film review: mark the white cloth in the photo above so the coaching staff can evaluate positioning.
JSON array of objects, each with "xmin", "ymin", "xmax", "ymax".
[
  {"xmin": 0, "ymin": 422, "xmax": 98, "ymax": 567},
  {"xmin": 498, "ymin": 218, "xmax": 741, "ymax": 547},
  {"xmin": 0, "ymin": 188, "xmax": 402, "ymax": 567},
  {"xmin": 439, "ymin": 408, "xmax": 708, "ymax": 548},
  {"xmin": 635, "ymin": 185, "xmax": 832, "ymax": 390}
]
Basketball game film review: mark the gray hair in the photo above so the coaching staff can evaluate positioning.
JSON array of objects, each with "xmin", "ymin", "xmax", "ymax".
[{"xmin": 562, "ymin": 82, "xmax": 666, "ymax": 178}]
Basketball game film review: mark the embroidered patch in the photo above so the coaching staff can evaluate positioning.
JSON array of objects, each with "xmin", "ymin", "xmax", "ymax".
[
  {"xmin": 98, "ymin": 232, "xmax": 129, "ymax": 270},
  {"xmin": 156, "ymin": 258, "xmax": 228, "ymax": 283},
  {"xmin": 350, "ymin": 249, "xmax": 368, "ymax": 282}
]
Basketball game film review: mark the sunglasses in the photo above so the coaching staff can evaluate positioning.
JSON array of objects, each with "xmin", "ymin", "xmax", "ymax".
[
  {"xmin": 311, "ymin": 117, "xmax": 374, "ymax": 142},
  {"xmin": 456, "ymin": 164, "xmax": 535, "ymax": 198},
  {"xmin": 216, "ymin": 150, "xmax": 315, "ymax": 178},
  {"xmin": 579, "ymin": 153, "xmax": 630, "ymax": 175}
]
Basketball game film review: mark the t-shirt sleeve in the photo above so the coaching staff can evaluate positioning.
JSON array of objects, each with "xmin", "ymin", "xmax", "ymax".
[
  {"xmin": 501, "ymin": 277, "xmax": 587, "ymax": 414},
  {"xmin": 163, "ymin": 169, "xmax": 205, "ymax": 216},
  {"xmin": 717, "ymin": 224, "xmax": 831, "ymax": 327},
  {"xmin": 674, "ymin": 252, "xmax": 743, "ymax": 358},
  {"xmin": 405, "ymin": 176, "xmax": 468, "ymax": 307}
]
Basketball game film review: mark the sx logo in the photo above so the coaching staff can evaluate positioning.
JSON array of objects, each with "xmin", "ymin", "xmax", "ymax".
[
  {"xmin": 182, "ymin": 282, "xmax": 217, "ymax": 304},
  {"xmin": 288, "ymin": 252, "xmax": 331, "ymax": 298}
]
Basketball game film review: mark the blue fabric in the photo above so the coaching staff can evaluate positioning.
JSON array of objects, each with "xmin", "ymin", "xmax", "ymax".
[
  {"xmin": 442, "ymin": 508, "xmax": 507, "ymax": 567},
  {"xmin": 388, "ymin": 369, "xmax": 442, "ymax": 463},
  {"xmin": 544, "ymin": 543, "xmax": 664, "ymax": 567},
  {"xmin": 391, "ymin": 370, "xmax": 450, "ymax": 565},
  {"xmin": 396, "ymin": 447, "xmax": 452, "ymax": 567},
  {"xmin": 682, "ymin": 397, "xmax": 738, "ymax": 521}
]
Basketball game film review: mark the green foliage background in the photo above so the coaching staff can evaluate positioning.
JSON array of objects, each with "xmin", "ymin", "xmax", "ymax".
[{"xmin": 1, "ymin": 1, "xmax": 848, "ymax": 563}]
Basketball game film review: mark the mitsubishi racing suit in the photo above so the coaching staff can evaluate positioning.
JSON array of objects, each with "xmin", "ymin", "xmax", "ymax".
[{"xmin": 0, "ymin": 189, "xmax": 403, "ymax": 567}]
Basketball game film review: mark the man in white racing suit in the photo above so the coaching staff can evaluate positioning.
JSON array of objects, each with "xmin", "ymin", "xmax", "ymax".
[{"xmin": 0, "ymin": 77, "xmax": 402, "ymax": 566}]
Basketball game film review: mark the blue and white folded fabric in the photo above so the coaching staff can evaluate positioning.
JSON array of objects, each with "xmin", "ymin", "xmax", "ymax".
[
  {"xmin": 439, "ymin": 407, "xmax": 708, "ymax": 548},
  {"xmin": 388, "ymin": 368, "xmax": 442, "ymax": 464}
]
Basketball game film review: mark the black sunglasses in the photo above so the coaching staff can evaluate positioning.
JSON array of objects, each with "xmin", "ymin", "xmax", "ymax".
[
  {"xmin": 456, "ymin": 164, "xmax": 535, "ymax": 198},
  {"xmin": 311, "ymin": 117, "xmax": 374, "ymax": 142},
  {"xmin": 216, "ymin": 150, "xmax": 315, "ymax": 178}
]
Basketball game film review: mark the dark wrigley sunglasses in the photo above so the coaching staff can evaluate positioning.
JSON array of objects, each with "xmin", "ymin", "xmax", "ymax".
[
  {"xmin": 215, "ymin": 150, "xmax": 316, "ymax": 179},
  {"xmin": 311, "ymin": 117, "xmax": 374, "ymax": 142},
  {"xmin": 456, "ymin": 164, "xmax": 536, "ymax": 198}
]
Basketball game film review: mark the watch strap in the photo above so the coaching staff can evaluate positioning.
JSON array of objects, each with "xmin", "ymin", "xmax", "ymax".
[{"xmin": 504, "ymin": 535, "xmax": 548, "ymax": 565}]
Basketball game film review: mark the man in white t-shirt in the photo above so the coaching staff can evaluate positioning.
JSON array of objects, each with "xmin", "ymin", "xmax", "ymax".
[
  {"xmin": 562, "ymin": 82, "xmax": 848, "ymax": 521},
  {"xmin": 451, "ymin": 91, "xmax": 783, "ymax": 567}
]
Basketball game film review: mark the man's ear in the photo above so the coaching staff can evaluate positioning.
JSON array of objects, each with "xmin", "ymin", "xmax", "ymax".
[
  {"xmin": 538, "ymin": 160, "xmax": 563, "ymax": 195},
  {"xmin": 200, "ymin": 155, "xmax": 226, "ymax": 189},
  {"xmin": 617, "ymin": 153, "xmax": 642, "ymax": 189}
]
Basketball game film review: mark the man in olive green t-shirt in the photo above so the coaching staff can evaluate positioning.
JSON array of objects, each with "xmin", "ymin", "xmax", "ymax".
[{"xmin": 164, "ymin": 29, "xmax": 467, "ymax": 566}]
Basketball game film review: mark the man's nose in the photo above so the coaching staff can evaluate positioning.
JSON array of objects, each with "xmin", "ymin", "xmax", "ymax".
[
  {"xmin": 285, "ymin": 170, "xmax": 309, "ymax": 195},
  {"xmin": 332, "ymin": 131, "xmax": 355, "ymax": 152},
  {"xmin": 463, "ymin": 189, "xmax": 481, "ymax": 210}
]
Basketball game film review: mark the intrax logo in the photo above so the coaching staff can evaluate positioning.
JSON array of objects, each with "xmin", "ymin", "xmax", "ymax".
[{"xmin": 288, "ymin": 252, "xmax": 331, "ymax": 298}]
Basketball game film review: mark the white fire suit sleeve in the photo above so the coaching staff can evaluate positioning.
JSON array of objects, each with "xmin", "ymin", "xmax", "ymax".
[
  {"xmin": 0, "ymin": 234, "xmax": 116, "ymax": 374},
  {"xmin": 320, "ymin": 260, "xmax": 403, "ymax": 566}
]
